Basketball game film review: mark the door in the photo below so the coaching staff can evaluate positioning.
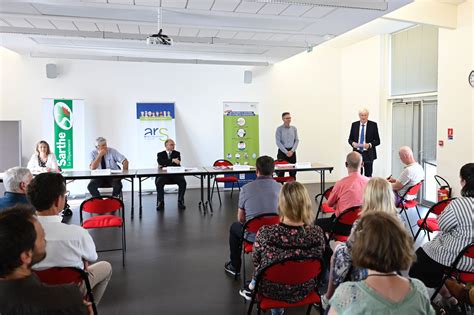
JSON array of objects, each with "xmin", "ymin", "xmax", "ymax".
[{"xmin": 391, "ymin": 99, "xmax": 437, "ymax": 205}]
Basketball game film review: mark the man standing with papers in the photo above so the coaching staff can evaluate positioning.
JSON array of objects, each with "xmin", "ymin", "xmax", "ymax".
[
  {"xmin": 155, "ymin": 139, "xmax": 187, "ymax": 211},
  {"xmin": 88, "ymin": 137, "xmax": 128, "ymax": 197},
  {"xmin": 348, "ymin": 108, "xmax": 380, "ymax": 177},
  {"xmin": 275, "ymin": 112, "xmax": 299, "ymax": 179}
]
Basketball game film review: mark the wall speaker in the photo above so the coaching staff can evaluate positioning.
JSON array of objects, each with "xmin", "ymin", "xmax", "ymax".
[
  {"xmin": 244, "ymin": 70, "xmax": 252, "ymax": 84},
  {"xmin": 46, "ymin": 63, "xmax": 57, "ymax": 79}
]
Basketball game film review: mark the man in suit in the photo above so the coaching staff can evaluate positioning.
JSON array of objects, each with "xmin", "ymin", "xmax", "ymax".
[
  {"xmin": 348, "ymin": 108, "xmax": 380, "ymax": 177},
  {"xmin": 155, "ymin": 139, "xmax": 187, "ymax": 211}
]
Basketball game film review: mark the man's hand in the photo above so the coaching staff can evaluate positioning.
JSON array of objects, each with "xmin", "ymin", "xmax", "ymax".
[
  {"xmin": 363, "ymin": 143, "xmax": 370, "ymax": 149},
  {"xmin": 351, "ymin": 142, "xmax": 359, "ymax": 148},
  {"xmin": 172, "ymin": 158, "xmax": 181, "ymax": 165},
  {"xmin": 287, "ymin": 150, "xmax": 294, "ymax": 157},
  {"xmin": 83, "ymin": 300, "xmax": 94, "ymax": 315},
  {"xmin": 98, "ymin": 147, "xmax": 107, "ymax": 157}
]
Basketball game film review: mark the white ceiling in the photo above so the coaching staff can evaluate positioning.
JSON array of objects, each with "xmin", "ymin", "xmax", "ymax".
[{"xmin": 0, "ymin": 0, "xmax": 414, "ymax": 65}]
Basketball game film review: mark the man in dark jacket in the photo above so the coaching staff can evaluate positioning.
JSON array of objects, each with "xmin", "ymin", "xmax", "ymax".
[
  {"xmin": 348, "ymin": 108, "xmax": 380, "ymax": 177},
  {"xmin": 155, "ymin": 139, "xmax": 187, "ymax": 211}
]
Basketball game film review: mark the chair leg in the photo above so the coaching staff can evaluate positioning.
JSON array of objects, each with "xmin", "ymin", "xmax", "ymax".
[
  {"xmin": 230, "ymin": 182, "xmax": 235, "ymax": 199},
  {"xmin": 403, "ymin": 208, "xmax": 415, "ymax": 238},
  {"xmin": 414, "ymin": 227, "xmax": 422, "ymax": 241},
  {"xmin": 306, "ymin": 304, "xmax": 313, "ymax": 315},
  {"xmin": 415, "ymin": 205, "xmax": 421, "ymax": 219}
]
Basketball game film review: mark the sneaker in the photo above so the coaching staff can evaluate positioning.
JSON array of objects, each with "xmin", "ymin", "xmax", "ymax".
[
  {"xmin": 224, "ymin": 261, "xmax": 240, "ymax": 277},
  {"xmin": 239, "ymin": 289, "xmax": 252, "ymax": 301}
]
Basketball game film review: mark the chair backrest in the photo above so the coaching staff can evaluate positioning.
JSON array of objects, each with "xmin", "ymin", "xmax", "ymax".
[
  {"xmin": 322, "ymin": 186, "xmax": 333, "ymax": 200},
  {"xmin": 34, "ymin": 267, "xmax": 84, "ymax": 286},
  {"xmin": 274, "ymin": 160, "xmax": 289, "ymax": 165},
  {"xmin": 336, "ymin": 205, "xmax": 361, "ymax": 225},
  {"xmin": 256, "ymin": 256, "xmax": 322, "ymax": 287},
  {"xmin": 430, "ymin": 198, "xmax": 455, "ymax": 216},
  {"xmin": 213, "ymin": 159, "xmax": 233, "ymax": 167},
  {"xmin": 401, "ymin": 181, "xmax": 424, "ymax": 199},
  {"xmin": 34, "ymin": 267, "xmax": 98, "ymax": 315},
  {"xmin": 451, "ymin": 242, "xmax": 474, "ymax": 268},
  {"xmin": 80, "ymin": 196, "xmax": 124, "ymax": 215},
  {"xmin": 243, "ymin": 213, "xmax": 280, "ymax": 235}
]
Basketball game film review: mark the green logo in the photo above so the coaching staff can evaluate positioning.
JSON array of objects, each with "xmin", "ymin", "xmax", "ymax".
[{"xmin": 54, "ymin": 102, "xmax": 73, "ymax": 130}]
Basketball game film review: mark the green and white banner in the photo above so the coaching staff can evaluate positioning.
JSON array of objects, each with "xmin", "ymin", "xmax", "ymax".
[
  {"xmin": 42, "ymin": 99, "xmax": 85, "ymax": 171},
  {"xmin": 223, "ymin": 102, "xmax": 259, "ymax": 185},
  {"xmin": 53, "ymin": 99, "xmax": 74, "ymax": 169}
]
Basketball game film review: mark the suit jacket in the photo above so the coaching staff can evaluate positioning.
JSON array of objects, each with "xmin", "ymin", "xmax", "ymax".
[
  {"xmin": 348, "ymin": 120, "xmax": 380, "ymax": 161},
  {"xmin": 157, "ymin": 150, "xmax": 181, "ymax": 167}
]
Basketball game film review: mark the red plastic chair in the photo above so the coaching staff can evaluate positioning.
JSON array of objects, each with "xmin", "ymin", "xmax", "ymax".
[
  {"xmin": 248, "ymin": 256, "xmax": 323, "ymax": 315},
  {"xmin": 431, "ymin": 242, "xmax": 474, "ymax": 303},
  {"xmin": 273, "ymin": 160, "xmax": 295, "ymax": 184},
  {"xmin": 211, "ymin": 159, "xmax": 240, "ymax": 205},
  {"xmin": 396, "ymin": 181, "xmax": 424, "ymax": 238},
  {"xmin": 328, "ymin": 206, "xmax": 361, "ymax": 242},
  {"xmin": 34, "ymin": 267, "xmax": 98, "ymax": 315},
  {"xmin": 314, "ymin": 186, "xmax": 335, "ymax": 220},
  {"xmin": 80, "ymin": 196, "xmax": 126, "ymax": 266},
  {"xmin": 241, "ymin": 213, "xmax": 280, "ymax": 284},
  {"xmin": 414, "ymin": 198, "xmax": 455, "ymax": 241}
]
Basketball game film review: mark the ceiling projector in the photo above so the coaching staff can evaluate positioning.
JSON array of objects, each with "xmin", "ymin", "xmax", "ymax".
[{"xmin": 146, "ymin": 29, "xmax": 173, "ymax": 46}]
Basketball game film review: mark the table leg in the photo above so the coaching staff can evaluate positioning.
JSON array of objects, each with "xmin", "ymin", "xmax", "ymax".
[
  {"xmin": 199, "ymin": 174, "xmax": 204, "ymax": 212},
  {"xmin": 139, "ymin": 177, "xmax": 143, "ymax": 218},
  {"xmin": 131, "ymin": 176, "xmax": 135, "ymax": 219}
]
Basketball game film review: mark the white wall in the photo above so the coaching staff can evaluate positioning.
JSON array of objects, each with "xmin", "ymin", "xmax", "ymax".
[
  {"xmin": 437, "ymin": 1, "xmax": 474, "ymax": 196},
  {"xmin": 0, "ymin": 45, "xmax": 343, "ymax": 191}
]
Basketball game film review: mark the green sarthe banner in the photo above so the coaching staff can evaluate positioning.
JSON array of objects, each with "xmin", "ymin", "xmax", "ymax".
[{"xmin": 53, "ymin": 99, "xmax": 74, "ymax": 169}]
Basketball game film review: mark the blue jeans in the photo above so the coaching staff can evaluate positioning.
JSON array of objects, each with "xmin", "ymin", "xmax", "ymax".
[{"xmin": 271, "ymin": 308, "xmax": 284, "ymax": 315}]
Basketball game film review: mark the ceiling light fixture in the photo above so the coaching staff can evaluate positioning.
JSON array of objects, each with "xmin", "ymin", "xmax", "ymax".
[{"xmin": 245, "ymin": 0, "xmax": 388, "ymax": 11}]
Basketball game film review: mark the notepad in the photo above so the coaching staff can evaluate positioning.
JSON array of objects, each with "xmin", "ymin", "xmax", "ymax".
[{"xmin": 165, "ymin": 167, "xmax": 185, "ymax": 173}]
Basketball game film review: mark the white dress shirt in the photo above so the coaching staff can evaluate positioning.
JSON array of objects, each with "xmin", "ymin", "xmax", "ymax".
[{"xmin": 33, "ymin": 215, "xmax": 98, "ymax": 270}]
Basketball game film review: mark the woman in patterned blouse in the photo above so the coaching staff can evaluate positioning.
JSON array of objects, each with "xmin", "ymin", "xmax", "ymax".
[
  {"xmin": 252, "ymin": 181, "xmax": 326, "ymax": 315},
  {"xmin": 409, "ymin": 163, "xmax": 474, "ymax": 306}
]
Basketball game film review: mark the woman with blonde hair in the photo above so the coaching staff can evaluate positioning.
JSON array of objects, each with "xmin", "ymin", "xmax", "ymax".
[
  {"xmin": 27, "ymin": 140, "xmax": 59, "ymax": 172},
  {"xmin": 329, "ymin": 212, "xmax": 434, "ymax": 314},
  {"xmin": 323, "ymin": 177, "xmax": 398, "ymax": 308},
  {"xmin": 249, "ymin": 181, "xmax": 326, "ymax": 315}
]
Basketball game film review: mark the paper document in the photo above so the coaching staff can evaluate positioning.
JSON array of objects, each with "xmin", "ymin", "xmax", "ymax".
[
  {"xmin": 91, "ymin": 169, "xmax": 111, "ymax": 175},
  {"xmin": 295, "ymin": 162, "xmax": 311, "ymax": 168},
  {"xmin": 165, "ymin": 167, "xmax": 185, "ymax": 173}
]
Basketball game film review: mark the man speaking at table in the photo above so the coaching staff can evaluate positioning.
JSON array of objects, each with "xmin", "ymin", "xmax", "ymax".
[
  {"xmin": 348, "ymin": 108, "xmax": 380, "ymax": 177},
  {"xmin": 156, "ymin": 139, "xmax": 187, "ymax": 211}
]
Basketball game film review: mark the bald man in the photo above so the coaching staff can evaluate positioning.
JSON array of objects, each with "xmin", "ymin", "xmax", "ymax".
[
  {"xmin": 388, "ymin": 146, "xmax": 424, "ymax": 200},
  {"xmin": 316, "ymin": 151, "xmax": 369, "ymax": 233},
  {"xmin": 348, "ymin": 108, "xmax": 380, "ymax": 177}
]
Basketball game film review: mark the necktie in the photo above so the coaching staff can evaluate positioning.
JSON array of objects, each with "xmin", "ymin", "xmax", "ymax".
[
  {"xmin": 359, "ymin": 124, "xmax": 365, "ymax": 151},
  {"xmin": 168, "ymin": 152, "xmax": 171, "ymax": 159},
  {"xmin": 100, "ymin": 156, "xmax": 106, "ymax": 169}
]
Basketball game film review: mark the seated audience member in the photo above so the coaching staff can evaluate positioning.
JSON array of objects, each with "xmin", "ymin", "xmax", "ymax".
[
  {"xmin": 250, "ymin": 181, "xmax": 326, "ymax": 315},
  {"xmin": 388, "ymin": 146, "xmax": 424, "ymax": 203},
  {"xmin": 0, "ymin": 167, "xmax": 33, "ymax": 211},
  {"xmin": 28, "ymin": 173, "xmax": 112, "ymax": 305},
  {"xmin": 323, "ymin": 177, "xmax": 398, "ymax": 307},
  {"xmin": 27, "ymin": 140, "xmax": 59, "ymax": 172},
  {"xmin": 0, "ymin": 206, "xmax": 89, "ymax": 315},
  {"xmin": 329, "ymin": 212, "xmax": 434, "ymax": 315},
  {"xmin": 224, "ymin": 155, "xmax": 281, "ymax": 277},
  {"xmin": 155, "ymin": 138, "xmax": 187, "ymax": 211},
  {"xmin": 316, "ymin": 151, "xmax": 368, "ymax": 233},
  {"xmin": 409, "ymin": 163, "xmax": 474, "ymax": 309},
  {"xmin": 88, "ymin": 137, "xmax": 128, "ymax": 198}
]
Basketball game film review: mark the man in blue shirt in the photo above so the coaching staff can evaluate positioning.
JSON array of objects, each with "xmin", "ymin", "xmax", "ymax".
[
  {"xmin": 0, "ymin": 167, "xmax": 32, "ymax": 211},
  {"xmin": 275, "ymin": 112, "xmax": 299, "ymax": 178},
  {"xmin": 88, "ymin": 137, "xmax": 129, "ymax": 197}
]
